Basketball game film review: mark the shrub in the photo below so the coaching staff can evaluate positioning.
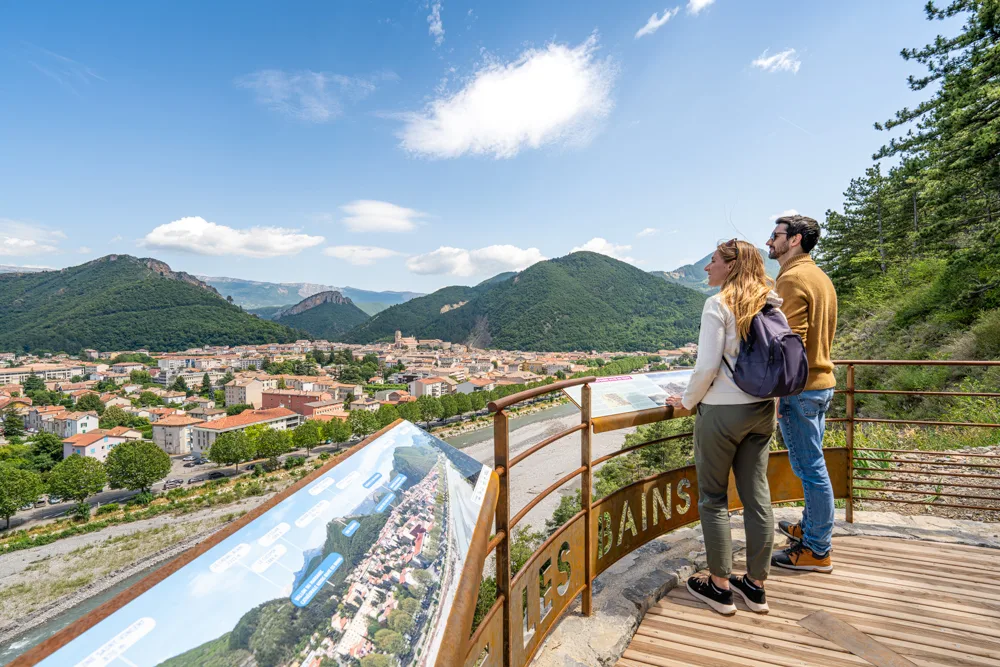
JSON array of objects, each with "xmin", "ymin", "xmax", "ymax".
[
  {"xmin": 283, "ymin": 456, "xmax": 306, "ymax": 470},
  {"xmin": 95, "ymin": 502, "xmax": 120, "ymax": 516},
  {"xmin": 71, "ymin": 502, "xmax": 91, "ymax": 522},
  {"xmin": 127, "ymin": 491, "xmax": 155, "ymax": 507}
]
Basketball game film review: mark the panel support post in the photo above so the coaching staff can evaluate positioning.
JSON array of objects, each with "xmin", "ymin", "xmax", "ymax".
[
  {"xmin": 581, "ymin": 383, "xmax": 593, "ymax": 617},
  {"xmin": 846, "ymin": 364, "xmax": 855, "ymax": 524},
  {"xmin": 493, "ymin": 409, "xmax": 511, "ymax": 666}
]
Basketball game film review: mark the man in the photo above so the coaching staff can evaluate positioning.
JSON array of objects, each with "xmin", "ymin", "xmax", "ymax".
[{"xmin": 766, "ymin": 214, "xmax": 838, "ymax": 573}]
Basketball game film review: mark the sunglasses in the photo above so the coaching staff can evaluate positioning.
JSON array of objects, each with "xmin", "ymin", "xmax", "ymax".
[{"xmin": 768, "ymin": 231, "xmax": 788, "ymax": 242}]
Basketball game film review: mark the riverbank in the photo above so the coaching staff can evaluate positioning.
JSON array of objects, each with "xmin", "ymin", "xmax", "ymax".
[{"xmin": 0, "ymin": 497, "xmax": 267, "ymax": 657}]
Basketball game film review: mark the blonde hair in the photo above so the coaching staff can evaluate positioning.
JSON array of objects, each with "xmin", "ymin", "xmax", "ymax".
[{"xmin": 717, "ymin": 239, "xmax": 774, "ymax": 340}]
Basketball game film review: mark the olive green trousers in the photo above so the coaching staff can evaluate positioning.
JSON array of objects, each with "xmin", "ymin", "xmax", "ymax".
[{"xmin": 694, "ymin": 400, "xmax": 776, "ymax": 581}]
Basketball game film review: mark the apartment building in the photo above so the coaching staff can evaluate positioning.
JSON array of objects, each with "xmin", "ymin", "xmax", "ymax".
[{"xmin": 191, "ymin": 407, "xmax": 301, "ymax": 456}]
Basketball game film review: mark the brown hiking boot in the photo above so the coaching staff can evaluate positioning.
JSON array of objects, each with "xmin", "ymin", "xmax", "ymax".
[
  {"xmin": 772, "ymin": 542, "xmax": 833, "ymax": 573},
  {"xmin": 778, "ymin": 520, "xmax": 803, "ymax": 542}
]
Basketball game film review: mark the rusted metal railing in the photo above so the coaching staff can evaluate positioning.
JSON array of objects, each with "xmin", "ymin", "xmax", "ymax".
[
  {"xmin": 463, "ymin": 359, "xmax": 1000, "ymax": 666},
  {"xmin": 832, "ymin": 360, "xmax": 1000, "ymax": 520}
]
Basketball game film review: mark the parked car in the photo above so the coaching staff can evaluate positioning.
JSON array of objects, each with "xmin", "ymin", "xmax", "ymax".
[
  {"xmin": 181, "ymin": 455, "xmax": 195, "ymax": 462},
  {"xmin": 34, "ymin": 499, "xmax": 47, "ymax": 508},
  {"xmin": 187, "ymin": 476, "xmax": 205, "ymax": 485},
  {"xmin": 183, "ymin": 462, "xmax": 197, "ymax": 468},
  {"xmin": 19, "ymin": 503, "xmax": 34, "ymax": 511},
  {"xmin": 47, "ymin": 496, "xmax": 63, "ymax": 505},
  {"xmin": 207, "ymin": 471, "xmax": 226, "ymax": 480}
]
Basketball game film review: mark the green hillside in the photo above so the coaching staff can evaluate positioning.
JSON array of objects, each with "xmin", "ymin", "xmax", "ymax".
[
  {"xmin": 345, "ymin": 252, "xmax": 706, "ymax": 351},
  {"xmin": 652, "ymin": 248, "xmax": 779, "ymax": 294},
  {"xmin": 343, "ymin": 284, "xmax": 485, "ymax": 344},
  {"xmin": 273, "ymin": 292, "xmax": 370, "ymax": 341},
  {"xmin": 0, "ymin": 255, "xmax": 304, "ymax": 353}
]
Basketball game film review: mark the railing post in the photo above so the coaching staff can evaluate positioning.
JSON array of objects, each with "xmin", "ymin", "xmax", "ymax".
[
  {"xmin": 581, "ymin": 382, "xmax": 593, "ymax": 617},
  {"xmin": 846, "ymin": 364, "xmax": 855, "ymax": 524},
  {"xmin": 493, "ymin": 409, "xmax": 511, "ymax": 667}
]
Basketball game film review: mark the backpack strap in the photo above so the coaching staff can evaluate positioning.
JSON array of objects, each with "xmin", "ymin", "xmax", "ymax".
[{"xmin": 721, "ymin": 356, "xmax": 735, "ymax": 376}]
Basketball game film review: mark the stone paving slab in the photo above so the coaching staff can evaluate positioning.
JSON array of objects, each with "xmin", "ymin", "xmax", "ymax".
[{"xmin": 530, "ymin": 508, "xmax": 1000, "ymax": 666}]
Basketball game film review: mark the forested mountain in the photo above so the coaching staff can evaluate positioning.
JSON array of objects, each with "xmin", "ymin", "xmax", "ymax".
[
  {"xmin": 272, "ymin": 291, "xmax": 370, "ymax": 341},
  {"xmin": 0, "ymin": 255, "xmax": 304, "ymax": 353},
  {"xmin": 344, "ymin": 251, "xmax": 706, "ymax": 351},
  {"xmin": 199, "ymin": 275, "xmax": 422, "ymax": 314},
  {"xmin": 652, "ymin": 248, "xmax": 779, "ymax": 294},
  {"xmin": 817, "ymin": 2, "xmax": 1000, "ymax": 411}
]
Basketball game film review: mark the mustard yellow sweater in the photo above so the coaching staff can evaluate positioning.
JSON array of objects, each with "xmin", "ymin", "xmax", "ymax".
[{"xmin": 775, "ymin": 254, "xmax": 838, "ymax": 390}]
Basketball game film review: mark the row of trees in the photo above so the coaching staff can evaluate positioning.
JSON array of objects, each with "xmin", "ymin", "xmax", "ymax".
[{"xmin": 0, "ymin": 440, "xmax": 171, "ymax": 528}]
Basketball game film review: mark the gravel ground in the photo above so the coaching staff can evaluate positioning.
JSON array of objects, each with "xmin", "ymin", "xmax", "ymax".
[
  {"xmin": 0, "ymin": 496, "xmax": 268, "ymax": 647},
  {"xmin": 854, "ymin": 444, "xmax": 1000, "ymax": 522}
]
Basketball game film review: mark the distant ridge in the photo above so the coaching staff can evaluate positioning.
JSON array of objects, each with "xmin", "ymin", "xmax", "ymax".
[
  {"xmin": 652, "ymin": 248, "xmax": 779, "ymax": 294},
  {"xmin": 273, "ymin": 291, "xmax": 370, "ymax": 341},
  {"xmin": 0, "ymin": 255, "xmax": 304, "ymax": 352},
  {"xmin": 199, "ymin": 275, "xmax": 422, "ymax": 314},
  {"xmin": 343, "ymin": 251, "xmax": 706, "ymax": 351}
]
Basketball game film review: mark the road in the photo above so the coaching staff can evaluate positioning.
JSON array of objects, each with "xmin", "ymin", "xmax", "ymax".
[{"xmin": 5, "ymin": 439, "xmax": 360, "ymax": 532}]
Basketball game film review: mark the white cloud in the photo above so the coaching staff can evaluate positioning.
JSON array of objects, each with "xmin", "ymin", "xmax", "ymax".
[
  {"xmin": 399, "ymin": 34, "xmax": 617, "ymax": 159},
  {"xmin": 25, "ymin": 44, "xmax": 105, "ymax": 95},
  {"xmin": 78, "ymin": 246, "xmax": 92, "ymax": 254},
  {"xmin": 142, "ymin": 217, "xmax": 324, "ymax": 258},
  {"xmin": 236, "ymin": 70, "xmax": 380, "ymax": 122},
  {"xmin": 635, "ymin": 8, "xmax": 679, "ymax": 39},
  {"xmin": 752, "ymin": 48, "xmax": 801, "ymax": 74},
  {"xmin": 571, "ymin": 237, "xmax": 636, "ymax": 264},
  {"xmin": 770, "ymin": 209, "xmax": 799, "ymax": 221},
  {"xmin": 109, "ymin": 235, "xmax": 123, "ymax": 243},
  {"xmin": 687, "ymin": 0, "xmax": 715, "ymax": 15},
  {"xmin": 0, "ymin": 219, "xmax": 66, "ymax": 256},
  {"xmin": 427, "ymin": 2, "xmax": 444, "ymax": 45},
  {"xmin": 406, "ymin": 244, "xmax": 545, "ymax": 276},
  {"xmin": 637, "ymin": 227, "xmax": 659, "ymax": 237},
  {"xmin": 323, "ymin": 245, "xmax": 401, "ymax": 266},
  {"xmin": 339, "ymin": 200, "xmax": 427, "ymax": 233}
]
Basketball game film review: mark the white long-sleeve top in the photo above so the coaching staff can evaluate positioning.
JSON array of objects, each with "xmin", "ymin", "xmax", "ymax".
[{"xmin": 681, "ymin": 291, "xmax": 784, "ymax": 410}]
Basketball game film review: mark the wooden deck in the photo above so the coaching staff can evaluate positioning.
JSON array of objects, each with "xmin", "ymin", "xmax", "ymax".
[{"xmin": 618, "ymin": 535, "xmax": 1000, "ymax": 667}]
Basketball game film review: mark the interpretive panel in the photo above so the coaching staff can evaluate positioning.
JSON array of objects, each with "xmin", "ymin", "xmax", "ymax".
[
  {"xmin": 562, "ymin": 370, "xmax": 693, "ymax": 418},
  {"xmin": 33, "ymin": 421, "xmax": 491, "ymax": 667}
]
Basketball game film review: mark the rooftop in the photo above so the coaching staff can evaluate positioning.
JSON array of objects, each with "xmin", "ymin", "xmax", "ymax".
[{"xmin": 194, "ymin": 407, "xmax": 297, "ymax": 431}]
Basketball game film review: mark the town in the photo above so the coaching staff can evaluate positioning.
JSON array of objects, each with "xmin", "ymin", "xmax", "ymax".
[{"xmin": 0, "ymin": 332, "xmax": 696, "ymax": 527}]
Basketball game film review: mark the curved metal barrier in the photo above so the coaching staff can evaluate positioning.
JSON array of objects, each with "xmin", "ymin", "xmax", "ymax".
[
  {"xmin": 459, "ymin": 359, "xmax": 1000, "ymax": 667},
  {"xmin": 461, "ymin": 377, "xmax": 847, "ymax": 667}
]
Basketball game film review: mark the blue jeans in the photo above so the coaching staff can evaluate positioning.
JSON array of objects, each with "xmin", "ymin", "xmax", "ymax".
[{"xmin": 778, "ymin": 388, "xmax": 835, "ymax": 556}]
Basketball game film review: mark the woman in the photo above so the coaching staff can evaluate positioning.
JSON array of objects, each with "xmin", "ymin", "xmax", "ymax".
[{"xmin": 671, "ymin": 238, "xmax": 781, "ymax": 615}]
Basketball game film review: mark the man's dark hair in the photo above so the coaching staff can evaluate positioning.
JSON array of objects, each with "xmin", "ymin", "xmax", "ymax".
[{"xmin": 776, "ymin": 214, "xmax": 821, "ymax": 253}]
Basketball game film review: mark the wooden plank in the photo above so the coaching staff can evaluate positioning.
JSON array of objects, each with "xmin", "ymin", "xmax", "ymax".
[
  {"xmin": 762, "ymin": 573, "xmax": 1000, "ymax": 619},
  {"xmin": 837, "ymin": 536, "xmax": 1000, "ymax": 558},
  {"xmin": 636, "ymin": 621, "xmax": 867, "ymax": 667},
  {"xmin": 629, "ymin": 635, "xmax": 806, "ymax": 667},
  {"xmin": 835, "ymin": 537, "xmax": 1000, "ymax": 564},
  {"xmin": 661, "ymin": 589, "xmax": 1000, "ymax": 664},
  {"xmin": 832, "ymin": 544, "xmax": 991, "ymax": 572},
  {"xmin": 797, "ymin": 610, "xmax": 918, "ymax": 667},
  {"xmin": 828, "ymin": 553, "xmax": 1000, "ymax": 589}
]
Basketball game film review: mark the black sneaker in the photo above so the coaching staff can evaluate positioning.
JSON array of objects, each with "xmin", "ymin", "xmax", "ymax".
[
  {"xmin": 686, "ymin": 575, "xmax": 736, "ymax": 615},
  {"xmin": 729, "ymin": 574, "xmax": 769, "ymax": 613}
]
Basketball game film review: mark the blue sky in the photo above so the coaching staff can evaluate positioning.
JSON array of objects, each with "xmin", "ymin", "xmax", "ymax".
[{"xmin": 1, "ymin": 1, "xmax": 950, "ymax": 292}]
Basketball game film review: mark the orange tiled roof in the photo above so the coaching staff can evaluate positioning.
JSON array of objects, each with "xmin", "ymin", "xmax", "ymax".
[
  {"xmin": 62, "ymin": 430, "xmax": 119, "ymax": 446},
  {"xmin": 154, "ymin": 415, "xmax": 204, "ymax": 427},
  {"xmin": 194, "ymin": 407, "xmax": 297, "ymax": 431}
]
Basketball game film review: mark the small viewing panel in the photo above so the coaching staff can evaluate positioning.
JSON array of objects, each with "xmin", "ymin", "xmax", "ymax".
[
  {"xmin": 562, "ymin": 370, "xmax": 693, "ymax": 418},
  {"xmin": 34, "ymin": 421, "xmax": 491, "ymax": 667}
]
